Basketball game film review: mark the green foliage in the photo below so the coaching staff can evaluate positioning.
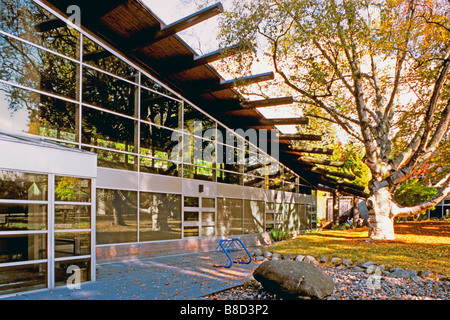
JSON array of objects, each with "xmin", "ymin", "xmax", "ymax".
[
  {"xmin": 394, "ymin": 179, "xmax": 437, "ymax": 207},
  {"xmin": 270, "ymin": 228, "xmax": 292, "ymax": 242}
]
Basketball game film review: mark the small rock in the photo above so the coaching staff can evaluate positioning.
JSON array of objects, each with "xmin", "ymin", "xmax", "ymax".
[
  {"xmin": 253, "ymin": 249, "xmax": 262, "ymax": 256},
  {"xmin": 304, "ymin": 255, "xmax": 319, "ymax": 265},
  {"xmin": 263, "ymin": 251, "xmax": 272, "ymax": 258},
  {"xmin": 272, "ymin": 256, "xmax": 280, "ymax": 261},
  {"xmin": 295, "ymin": 255, "xmax": 305, "ymax": 262},
  {"xmin": 282, "ymin": 254, "xmax": 293, "ymax": 260},
  {"xmin": 342, "ymin": 259, "xmax": 352, "ymax": 267},
  {"xmin": 272, "ymin": 252, "xmax": 281, "ymax": 259},
  {"xmin": 255, "ymin": 256, "xmax": 265, "ymax": 261},
  {"xmin": 361, "ymin": 261, "xmax": 374, "ymax": 269},
  {"xmin": 436, "ymin": 274, "xmax": 448, "ymax": 282},
  {"xmin": 352, "ymin": 266, "xmax": 365, "ymax": 272},
  {"xmin": 319, "ymin": 256, "xmax": 328, "ymax": 263},
  {"xmin": 390, "ymin": 269, "xmax": 412, "ymax": 278},
  {"xmin": 353, "ymin": 261, "xmax": 364, "ymax": 267},
  {"xmin": 418, "ymin": 270, "xmax": 433, "ymax": 279},
  {"xmin": 366, "ymin": 265, "xmax": 375, "ymax": 274},
  {"xmin": 330, "ymin": 257, "xmax": 342, "ymax": 266}
]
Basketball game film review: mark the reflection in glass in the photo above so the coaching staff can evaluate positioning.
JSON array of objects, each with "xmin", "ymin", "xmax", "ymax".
[
  {"xmin": 183, "ymin": 164, "xmax": 215, "ymax": 182},
  {"xmin": 139, "ymin": 192, "xmax": 181, "ymax": 241},
  {"xmin": 0, "ymin": 170, "xmax": 47, "ymax": 200},
  {"xmin": 217, "ymin": 198, "xmax": 243, "ymax": 236},
  {"xmin": 184, "ymin": 197, "xmax": 199, "ymax": 207},
  {"xmin": 55, "ymin": 176, "xmax": 91, "ymax": 202},
  {"xmin": 139, "ymin": 157, "xmax": 180, "ymax": 177},
  {"xmin": 0, "ymin": 0, "xmax": 80, "ymax": 59},
  {"xmin": 0, "ymin": 83, "xmax": 79, "ymax": 142},
  {"xmin": 141, "ymin": 74, "xmax": 177, "ymax": 98},
  {"xmin": 140, "ymin": 122, "xmax": 181, "ymax": 162},
  {"xmin": 184, "ymin": 211, "xmax": 199, "ymax": 222},
  {"xmin": 83, "ymin": 36, "xmax": 137, "ymax": 80},
  {"xmin": 202, "ymin": 212, "xmax": 215, "ymax": 223},
  {"xmin": 82, "ymin": 107, "xmax": 136, "ymax": 153},
  {"xmin": 217, "ymin": 170, "xmax": 242, "ymax": 185},
  {"xmin": 54, "ymin": 232, "xmax": 90, "ymax": 258},
  {"xmin": 96, "ymin": 189, "xmax": 137, "ymax": 245},
  {"xmin": 201, "ymin": 226, "xmax": 214, "ymax": 236},
  {"xmin": 0, "ymin": 233, "xmax": 47, "ymax": 263},
  {"xmin": 55, "ymin": 258, "xmax": 91, "ymax": 287},
  {"xmin": 0, "ymin": 262, "xmax": 47, "ymax": 295},
  {"xmin": 202, "ymin": 198, "xmax": 215, "ymax": 208},
  {"xmin": 83, "ymin": 146, "xmax": 137, "ymax": 171},
  {"xmin": 244, "ymin": 200, "xmax": 264, "ymax": 234},
  {"xmin": 184, "ymin": 226, "xmax": 199, "ymax": 237},
  {"xmin": 183, "ymin": 135, "xmax": 215, "ymax": 167},
  {"xmin": 0, "ymin": 204, "xmax": 47, "ymax": 231},
  {"xmin": 0, "ymin": 34, "xmax": 78, "ymax": 99},
  {"xmin": 184, "ymin": 103, "xmax": 215, "ymax": 135},
  {"xmin": 55, "ymin": 205, "xmax": 90, "ymax": 229},
  {"xmin": 82, "ymin": 66, "xmax": 138, "ymax": 117},
  {"xmin": 141, "ymin": 89, "xmax": 181, "ymax": 129}
]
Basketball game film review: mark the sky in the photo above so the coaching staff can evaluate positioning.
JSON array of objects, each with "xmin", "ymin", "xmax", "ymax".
[{"xmin": 143, "ymin": 0, "xmax": 301, "ymax": 134}]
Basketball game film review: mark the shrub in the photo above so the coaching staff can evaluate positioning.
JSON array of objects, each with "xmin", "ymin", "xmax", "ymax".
[{"xmin": 270, "ymin": 228, "xmax": 292, "ymax": 242}]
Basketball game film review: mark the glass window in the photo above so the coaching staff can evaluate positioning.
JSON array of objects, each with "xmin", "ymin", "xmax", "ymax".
[
  {"xmin": 54, "ymin": 258, "xmax": 91, "ymax": 287},
  {"xmin": 141, "ymin": 74, "xmax": 177, "ymax": 98},
  {"xmin": 0, "ymin": 203, "xmax": 47, "ymax": 231},
  {"xmin": 55, "ymin": 205, "xmax": 90, "ymax": 230},
  {"xmin": 184, "ymin": 197, "xmax": 199, "ymax": 207},
  {"xmin": 183, "ymin": 164, "xmax": 215, "ymax": 182},
  {"xmin": 54, "ymin": 231, "xmax": 90, "ymax": 258},
  {"xmin": 0, "ymin": 34, "xmax": 78, "ymax": 99},
  {"xmin": 82, "ymin": 66, "xmax": 138, "ymax": 117},
  {"xmin": 83, "ymin": 36, "xmax": 137, "ymax": 81},
  {"xmin": 183, "ymin": 103, "xmax": 215, "ymax": 135},
  {"xmin": 0, "ymin": 83, "xmax": 79, "ymax": 142},
  {"xmin": 183, "ymin": 226, "xmax": 199, "ymax": 237},
  {"xmin": 0, "ymin": 0, "xmax": 80, "ymax": 59},
  {"xmin": 0, "ymin": 233, "xmax": 47, "ymax": 263},
  {"xmin": 202, "ymin": 212, "xmax": 215, "ymax": 223},
  {"xmin": 244, "ymin": 200, "xmax": 264, "ymax": 234},
  {"xmin": 217, "ymin": 198, "xmax": 243, "ymax": 236},
  {"xmin": 217, "ymin": 170, "xmax": 242, "ymax": 185},
  {"xmin": 183, "ymin": 135, "xmax": 215, "ymax": 167},
  {"xmin": 139, "ymin": 192, "xmax": 182, "ymax": 242},
  {"xmin": 202, "ymin": 198, "xmax": 215, "ymax": 208},
  {"xmin": 0, "ymin": 262, "xmax": 47, "ymax": 295},
  {"xmin": 140, "ymin": 123, "xmax": 181, "ymax": 162},
  {"xmin": 139, "ymin": 157, "xmax": 180, "ymax": 177},
  {"xmin": 201, "ymin": 226, "xmax": 214, "ymax": 237},
  {"xmin": 0, "ymin": 170, "xmax": 47, "ymax": 200},
  {"xmin": 184, "ymin": 211, "xmax": 199, "ymax": 222},
  {"xmin": 217, "ymin": 125, "xmax": 237, "ymax": 146},
  {"xmin": 82, "ymin": 106, "xmax": 137, "ymax": 153},
  {"xmin": 82, "ymin": 146, "xmax": 137, "ymax": 171},
  {"xmin": 96, "ymin": 189, "xmax": 137, "ymax": 245},
  {"xmin": 140, "ymin": 89, "xmax": 181, "ymax": 130},
  {"xmin": 55, "ymin": 176, "xmax": 91, "ymax": 202},
  {"xmin": 243, "ymin": 175, "xmax": 265, "ymax": 188}
]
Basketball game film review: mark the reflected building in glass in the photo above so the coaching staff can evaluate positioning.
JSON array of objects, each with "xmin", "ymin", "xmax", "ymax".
[{"xmin": 0, "ymin": 0, "xmax": 318, "ymax": 296}]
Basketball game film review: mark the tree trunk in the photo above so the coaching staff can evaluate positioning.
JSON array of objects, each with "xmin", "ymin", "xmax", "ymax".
[{"xmin": 366, "ymin": 187, "xmax": 396, "ymax": 240}]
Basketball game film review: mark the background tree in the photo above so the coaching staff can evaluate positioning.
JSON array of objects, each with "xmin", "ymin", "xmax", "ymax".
[{"xmin": 218, "ymin": 0, "xmax": 450, "ymax": 239}]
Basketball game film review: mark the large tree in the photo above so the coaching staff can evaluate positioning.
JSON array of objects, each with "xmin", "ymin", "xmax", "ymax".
[{"xmin": 218, "ymin": 0, "xmax": 450, "ymax": 239}]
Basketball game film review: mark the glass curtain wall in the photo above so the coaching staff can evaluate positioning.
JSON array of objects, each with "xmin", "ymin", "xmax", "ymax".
[{"xmin": 0, "ymin": 0, "xmax": 316, "ymax": 250}]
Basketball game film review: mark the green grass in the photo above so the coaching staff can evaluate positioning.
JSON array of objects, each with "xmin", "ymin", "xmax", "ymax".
[{"xmin": 263, "ymin": 222, "xmax": 450, "ymax": 277}]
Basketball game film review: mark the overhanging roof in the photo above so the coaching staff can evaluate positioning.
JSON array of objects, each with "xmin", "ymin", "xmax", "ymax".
[{"xmin": 41, "ymin": 0, "xmax": 368, "ymax": 198}]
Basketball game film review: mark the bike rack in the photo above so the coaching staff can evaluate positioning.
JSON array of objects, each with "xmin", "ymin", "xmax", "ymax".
[{"xmin": 213, "ymin": 238, "xmax": 252, "ymax": 268}]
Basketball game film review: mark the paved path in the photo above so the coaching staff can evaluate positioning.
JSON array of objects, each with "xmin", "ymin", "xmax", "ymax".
[{"xmin": 2, "ymin": 251, "xmax": 259, "ymax": 300}]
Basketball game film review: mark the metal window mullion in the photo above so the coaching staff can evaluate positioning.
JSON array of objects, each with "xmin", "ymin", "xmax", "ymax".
[{"xmin": 48, "ymin": 173, "xmax": 55, "ymax": 289}]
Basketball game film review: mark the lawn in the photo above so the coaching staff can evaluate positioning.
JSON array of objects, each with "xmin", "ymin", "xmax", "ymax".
[{"xmin": 263, "ymin": 221, "xmax": 450, "ymax": 277}]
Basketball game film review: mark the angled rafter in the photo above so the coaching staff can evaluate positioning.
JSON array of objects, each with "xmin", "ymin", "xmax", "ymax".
[
  {"xmin": 34, "ymin": 18, "xmax": 66, "ymax": 32},
  {"xmin": 200, "ymin": 71, "xmax": 274, "ymax": 93},
  {"xmin": 130, "ymin": 3, "xmax": 224, "ymax": 52},
  {"xmin": 239, "ymin": 96, "xmax": 294, "ymax": 109},
  {"xmin": 278, "ymin": 133, "xmax": 322, "ymax": 141},
  {"xmin": 259, "ymin": 117, "xmax": 309, "ymax": 126}
]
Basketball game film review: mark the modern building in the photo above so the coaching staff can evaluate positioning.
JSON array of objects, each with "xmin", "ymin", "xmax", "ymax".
[{"xmin": 0, "ymin": 0, "xmax": 366, "ymax": 296}]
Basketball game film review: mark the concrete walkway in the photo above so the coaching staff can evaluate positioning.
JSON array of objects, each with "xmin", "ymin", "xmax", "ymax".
[{"xmin": 2, "ymin": 250, "xmax": 259, "ymax": 300}]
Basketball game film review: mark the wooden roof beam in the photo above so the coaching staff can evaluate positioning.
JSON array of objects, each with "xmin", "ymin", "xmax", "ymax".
[
  {"xmin": 259, "ymin": 117, "xmax": 309, "ymax": 126},
  {"xmin": 240, "ymin": 96, "xmax": 294, "ymax": 109},
  {"xmin": 278, "ymin": 133, "xmax": 322, "ymax": 141},
  {"xmin": 130, "ymin": 3, "xmax": 224, "ymax": 52},
  {"xmin": 34, "ymin": 18, "xmax": 66, "ymax": 32},
  {"xmin": 201, "ymin": 71, "xmax": 274, "ymax": 93},
  {"xmin": 288, "ymin": 145, "xmax": 334, "ymax": 155}
]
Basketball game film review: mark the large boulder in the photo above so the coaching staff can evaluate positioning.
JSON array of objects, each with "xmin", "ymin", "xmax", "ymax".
[{"xmin": 253, "ymin": 260, "xmax": 335, "ymax": 300}]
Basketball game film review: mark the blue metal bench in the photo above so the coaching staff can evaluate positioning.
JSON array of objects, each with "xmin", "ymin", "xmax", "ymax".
[{"xmin": 213, "ymin": 238, "xmax": 252, "ymax": 268}]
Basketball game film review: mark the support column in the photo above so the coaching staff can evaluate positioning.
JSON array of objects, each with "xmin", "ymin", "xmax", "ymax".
[{"xmin": 332, "ymin": 192, "xmax": 340, "ymax": 227}]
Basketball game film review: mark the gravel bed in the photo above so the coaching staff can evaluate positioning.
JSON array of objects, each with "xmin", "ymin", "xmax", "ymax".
[{"xmin": 204, "ymin": 265, "xmax": 450, "ymax": 300}]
